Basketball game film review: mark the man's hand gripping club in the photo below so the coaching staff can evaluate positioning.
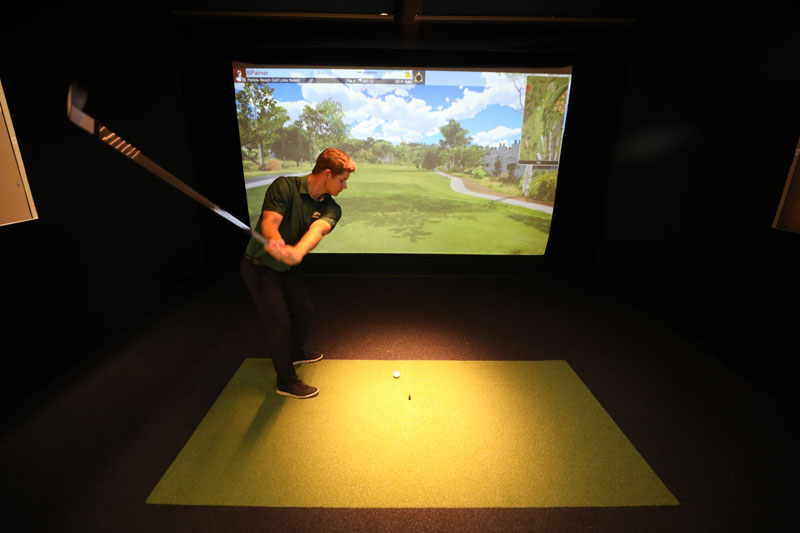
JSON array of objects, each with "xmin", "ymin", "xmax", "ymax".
[{"xmin": 262, "ymin": 211, "xmax": 330, "ymax": 266}]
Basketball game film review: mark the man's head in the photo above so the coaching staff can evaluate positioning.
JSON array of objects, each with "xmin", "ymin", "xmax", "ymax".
[
  {"xmin": 312, "ymin": 148, "xmax": 356, "ymax": 176},
  {"xmin": 312, "ymin": 148, "xmax": 356, "ymax": 197}
]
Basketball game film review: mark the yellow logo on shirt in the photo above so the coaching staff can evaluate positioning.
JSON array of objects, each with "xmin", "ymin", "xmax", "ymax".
[{"xmin": 312, "ymin": 211, "xmax": 321, "ymax": 219}]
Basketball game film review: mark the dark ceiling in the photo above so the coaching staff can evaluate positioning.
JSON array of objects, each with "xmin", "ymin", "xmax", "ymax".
[{"xmin": 166, "ymin": 1, "xmax": 644, "ymax": 19}]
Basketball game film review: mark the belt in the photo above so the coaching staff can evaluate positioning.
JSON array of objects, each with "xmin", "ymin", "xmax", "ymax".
[
  {"xmin": 244, "ymin": 254, "xmax": 291, "ymax": 272},
  {"xmin": 244, "ymin": 254, "xmax": 264, "ymax": 266}
]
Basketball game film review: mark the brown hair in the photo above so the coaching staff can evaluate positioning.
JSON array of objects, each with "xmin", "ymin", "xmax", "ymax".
[{"xmin": 312, "ymin": 148, "xmax": 356, "ymax": 175}]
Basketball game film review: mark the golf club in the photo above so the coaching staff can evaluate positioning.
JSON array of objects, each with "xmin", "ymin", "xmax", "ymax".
[{"xmin": 66, "ymin": 81, "xmax": 268, "ymax": 246}]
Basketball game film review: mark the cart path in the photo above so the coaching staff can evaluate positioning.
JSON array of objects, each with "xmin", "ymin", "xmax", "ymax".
[
  {"xmin": 435, "ymin": 170, "xmax": 554, "ymax": 214},
  {"xmin": 244, "ymin": 172, "xmax": 306, "ymax": 189}
]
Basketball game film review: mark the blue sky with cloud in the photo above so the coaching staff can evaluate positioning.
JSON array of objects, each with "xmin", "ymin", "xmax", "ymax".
[{"xmin": 235, "ymin": 68, "xmax": 555, "ymax": 148}]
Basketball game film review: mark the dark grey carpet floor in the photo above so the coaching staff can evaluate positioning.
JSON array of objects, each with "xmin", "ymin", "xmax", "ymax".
[{"xmin": 2, "ymin": 261, "xmax": 798, "ymax": 532}]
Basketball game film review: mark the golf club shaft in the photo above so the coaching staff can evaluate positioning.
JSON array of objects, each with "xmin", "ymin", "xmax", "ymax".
[{"xmin": 67, "ymin": 84, "xmax": 268, "ymax": 246}]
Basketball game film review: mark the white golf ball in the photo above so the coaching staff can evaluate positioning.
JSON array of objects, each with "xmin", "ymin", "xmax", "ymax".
[{"xmin": 393, "ymin": 370, "xmax": 400, "ymax": 379}]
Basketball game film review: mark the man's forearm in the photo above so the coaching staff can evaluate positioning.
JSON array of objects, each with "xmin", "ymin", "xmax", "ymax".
[
  {"xmin": 261, "ymin": 217, "xmax": 283, "ymax": 243},
  {"xmin": 282, "ymin": 221, "xmax": 331, "ymax": 265},
  {"xmin": 292, "ymin": 227, "xmax": 325, "ymax": 257}
]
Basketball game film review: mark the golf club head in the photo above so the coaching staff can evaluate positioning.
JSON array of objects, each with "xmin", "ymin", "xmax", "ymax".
[
  {"xmin": 68, "ymin": 81, "xmax": 88, "ymax": 112},
  {"xmin": 67, "ymin": 81, "xmax": 95, "ymax": 134}
]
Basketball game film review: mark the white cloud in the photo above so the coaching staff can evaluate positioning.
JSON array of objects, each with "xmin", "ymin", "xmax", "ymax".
[
  {"xmin": 301, "ymin": 81, "xmax": 366, "ymax": 110},
  {"xmin": 382, "ymin": 119, "xmax": 427, "ymax": 144},
  {"xmin": 270, "ymin": 72, "xmax": 525, "ymax": 144},
  {"xmin": 472, "ymin": 125, "xmax": 521, "ymax": 147},
  {"xmin": 278, "ymin": 99, "xmax": 312, "ymax": 124},
  {"xmin": 350, "ymin": 116, "xmax": 384, "ymax": 140},
  {"xmin": 362, "ymin": 84, "xmax": 400, "ymax": 98},
  {"xmin": 440, "ymin": 74, "xmax": 522, "ymax": 122},
  {"xmin": 481, "ymin": 72, "xmax": 525, "ymax": 111}
]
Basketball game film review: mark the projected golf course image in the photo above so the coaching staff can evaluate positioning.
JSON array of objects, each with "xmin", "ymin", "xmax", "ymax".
[
  {"xmin": 234, "ymin": 64, "xmax": 571, "ymax": 254},
  {"xmin": 246, "ymin": 163, "xmax": 552, "ymax": 254}
]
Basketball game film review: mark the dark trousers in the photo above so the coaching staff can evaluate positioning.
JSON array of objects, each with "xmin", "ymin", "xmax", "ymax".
[{"xmin": 240, "ymin": 255, "xmax": 314, "ymax": 385}]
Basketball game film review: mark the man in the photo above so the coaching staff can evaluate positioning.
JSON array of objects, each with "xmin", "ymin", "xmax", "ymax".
[{"xmin": 241, "ymin": 148, "xmax": 355, "ymax": 399}]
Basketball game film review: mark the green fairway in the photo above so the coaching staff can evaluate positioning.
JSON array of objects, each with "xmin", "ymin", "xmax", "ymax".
[
  {"xmin": 147, "ymin": 359, "xmax": 678, "ymax": 508},
  {"xmin": 245, "ymin": 164, "xmax": 552, "ymax": 255}
]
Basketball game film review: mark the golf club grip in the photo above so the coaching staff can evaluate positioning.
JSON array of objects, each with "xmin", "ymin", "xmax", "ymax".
[{"xmin": 93, "ymin": 122, "xmax": 258, "ymax": 236}]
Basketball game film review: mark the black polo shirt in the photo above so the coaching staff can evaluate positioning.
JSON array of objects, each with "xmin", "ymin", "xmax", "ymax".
[{"xmin": 245, "ymin": 175, "xmax": 341, "ymax": 271}]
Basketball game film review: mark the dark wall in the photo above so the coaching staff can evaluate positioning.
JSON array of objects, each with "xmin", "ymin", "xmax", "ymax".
[
  {"xmin": 0, "ymin": 8, "xmax": 212, "ymax": 405},
  {"xmin": 597, "ymin": 14, "xmax": 800, "ymax": 409},
  {"xmin": 3, "ymin": 6, "xmax": 797, "ymax": 412}
]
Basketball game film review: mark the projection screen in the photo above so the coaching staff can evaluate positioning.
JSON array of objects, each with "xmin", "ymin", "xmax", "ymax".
[{"xmin": 233, "ymin": 62, "xmax": 572, "ymax": 255}]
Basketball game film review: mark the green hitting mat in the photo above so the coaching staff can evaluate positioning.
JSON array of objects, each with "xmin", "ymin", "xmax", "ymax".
[{"xmin": 147, "ymin": 359, "xmax": 678, "ymax": 508}]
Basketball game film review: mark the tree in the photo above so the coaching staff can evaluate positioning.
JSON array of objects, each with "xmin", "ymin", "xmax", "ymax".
[
  {"xmin": 438, "ymin": 149, "xmax": 451, "ymax": 169},
  {"xmin": 393, "ymin": 143, "xmax": 411, "ymax": 166},
  {"xmin": 338, "ymin": 139, "xmax": 362, "ymax": 159},
  {"xmin": 463, "ymin": 145, "xmax": 485, "ymax": 170},
  {"xmin": 506, "ymin": 162, "xmax": 518, "ymax": 179},
  {"xmin": 373, "ymin": 140, "xmax": 392, "ymax": 163},
  {"xmin": 438, "ymin": 119, "xmax": 470, "ymax": 169},
  {"xmin": 355, "ymin": 147, "xmax": 373, "ymax": 164},
  {"xmin": 297, "ymin": 98, "xmax": 350, "ymax": 161},
  {"xmin": 273, "ymin": 125, "xmax": 309, "ymax": 166},
  {"xmin": 501, "ymin": 73, "xmax": 528, "ymax": 114},
  {"xmin": 422, "ymin": 148, "xmax": 439, "ymax": 170},
  {"xmin": 413, "ymin": 145, "xmax": 425, "ymax": 168},
  {"xmin": 493, "ymin": 156, "xmax": 503, "ymax": 177},
  {"xmin": 235, "ymin": 83, "xmax": 289, "ymax": 167},
  {"xmin": 316, "ymin": 98, "xmax": 349, "ymax": 148},
  {"xmin": 297, "ymin": 106, "xmax": 324, "ymax": 162}
]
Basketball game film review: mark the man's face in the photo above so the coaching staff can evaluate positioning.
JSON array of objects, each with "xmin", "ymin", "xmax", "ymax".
[{"xmin": 325, "ymin": 171, "xmax": 350, "ymax": 196}]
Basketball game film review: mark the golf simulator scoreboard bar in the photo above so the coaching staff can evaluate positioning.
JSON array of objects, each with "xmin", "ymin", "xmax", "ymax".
[{"xmin": 234, "ymin": 67, "xmax": 426, "ymax": 85}]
